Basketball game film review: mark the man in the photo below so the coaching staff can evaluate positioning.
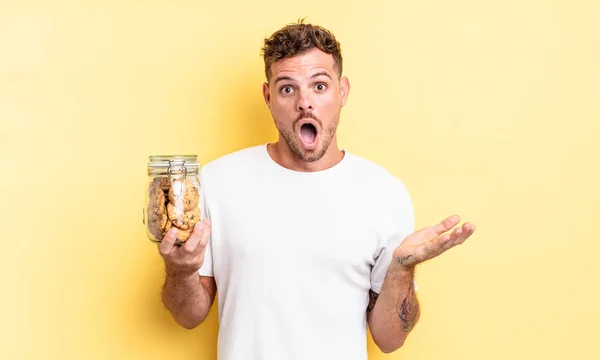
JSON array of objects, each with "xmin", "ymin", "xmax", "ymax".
[{"xmin": 158, "ymin": 20, "xmax": 476, "ymax": 360}]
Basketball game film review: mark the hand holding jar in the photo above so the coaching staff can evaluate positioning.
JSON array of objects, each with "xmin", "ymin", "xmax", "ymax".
[
  {"xmin": 143, "ymin": 155, "xmax": 204, "ymax": 245},
  {"xmin": 144, "ymin": 155, "xmax": 211, "ymax": 277},
  {"xmin": 158, "ymin": 219, "xmax": 212, "ymax": 278}
]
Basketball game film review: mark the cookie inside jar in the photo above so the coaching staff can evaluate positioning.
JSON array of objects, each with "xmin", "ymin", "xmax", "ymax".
[
  {"xmin": 145, "ymin": 155, "xmax": 201, "ymax": 244},
  {"xmin": 147, "ymin": 175, "xmax": 201, "ymax": 244}
]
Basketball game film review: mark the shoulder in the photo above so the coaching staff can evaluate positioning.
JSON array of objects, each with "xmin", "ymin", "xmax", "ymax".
[
  {"xmin": 200, "ymin": 144, "xmax": 265, "ymax": 178},
  {"xmin": 343, "ymin": 151, "xmax": 411, "ymax": 200},
  {"xmin": 344, "ymin": 151, "xmax": 415, "ymax": 235}
]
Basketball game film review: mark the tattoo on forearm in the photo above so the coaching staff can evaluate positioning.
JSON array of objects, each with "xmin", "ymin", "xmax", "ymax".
[
  {"xmin": 396, "ymin": 255, "xmax": 412, "ymax": 265},
  {"xmin": 396, "ymin": 282, "xmax": 419, "ymax": 332},
  {"xmin": 367, "ymin": 290, "xmax": 379, "ymax": 312}
]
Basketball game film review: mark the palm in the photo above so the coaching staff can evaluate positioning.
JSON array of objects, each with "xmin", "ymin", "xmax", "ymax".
[{"xmin": 393, "ymin": 215, "xmax": 476, "ymax": 268}]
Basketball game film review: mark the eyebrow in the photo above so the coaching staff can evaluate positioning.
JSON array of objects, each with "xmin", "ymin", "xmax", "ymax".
[
  {"xmin": 310, "ymin": 71, "xmax": 332, "ymax": 80},
  {"xmin": 273, "ymin": 71, "xmax": 332, "ymax": 84},
  {"xmin": 274, "ymin": 75, "xmax": 294, "ymax": 84}
]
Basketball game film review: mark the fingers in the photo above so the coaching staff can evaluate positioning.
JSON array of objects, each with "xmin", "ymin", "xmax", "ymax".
[
  {"xmin": 158, "ymin": 227, "xmax": 179, "ymax": 256},
  {"xmin": 199, "ymin": 219, "xmax": 212, "ymax": 248},
  {"xmin": 181, "ymin": 221, "xmax": 205, "ymax": 251},
  {"xmin": 443, "ymin": 227, "xmax": 463, "ymax": 250},
  {"xmin": 156, "ymin": 219, "xmax": 211, "ymax": 278},
  {"xmin": 438, "ymin": 232, "xmax": 455, "ymax": 252},
  {"xmin": 434, "ymin": 221, "xmax": 476, "ymax": 254},
  {"xmin": 412, "ymin": 219, "xmax": 476, "ymax": 263},
  {"xmin": 181, "ymin": 219, "xmax": 211, "ymax": 253},
  {"xmin": 432, "ymin": 215, "xmax": 461, "ymax": 236},
  {"xmin": 447, "ymin": 222, "xmax": 476, "ymax": 247},
  {"xmin": 458, "ymin": 222, "xmax": 476, "ymax": 243}
]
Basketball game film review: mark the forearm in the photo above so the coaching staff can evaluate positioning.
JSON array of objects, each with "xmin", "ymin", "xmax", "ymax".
[
  {"xmin": 161, "ymin": 273, "xmax": 211, "ymax": 329},
  {"xmin": 368, "ymin": 262, "xmax": 420, "ymax": 353}
]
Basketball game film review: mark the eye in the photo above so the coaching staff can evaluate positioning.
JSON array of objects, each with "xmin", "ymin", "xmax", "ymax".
[
  {"xmin": 315, "ymin": 83, "xmax": 327, "ymax": 91},
  {"xmin": 280, "ymin": 86, "xmax": 294, "ymax": 95}
]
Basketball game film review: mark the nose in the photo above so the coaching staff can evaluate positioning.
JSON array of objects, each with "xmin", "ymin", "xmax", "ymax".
[{"xmin": 297, "ymin": 90, "xmax": 313, "ymax": 111}]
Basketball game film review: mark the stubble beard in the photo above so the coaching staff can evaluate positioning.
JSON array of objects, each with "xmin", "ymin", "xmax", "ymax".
[{"xmin": 276, "ymin": 112, "xmax": 340, "ymax": 163}]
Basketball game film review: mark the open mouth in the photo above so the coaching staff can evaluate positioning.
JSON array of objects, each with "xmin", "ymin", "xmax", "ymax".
[{"xmin": 299, "ymin": 121, "xmax": 318, "ymax": 149}]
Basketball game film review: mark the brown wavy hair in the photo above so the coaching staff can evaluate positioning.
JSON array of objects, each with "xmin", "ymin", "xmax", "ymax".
[{"xmin": 261, "ymin": 19, "xmax": 343, "ymax": 82}]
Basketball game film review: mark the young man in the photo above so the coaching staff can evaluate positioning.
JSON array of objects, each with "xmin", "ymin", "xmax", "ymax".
[{"xmin": 158, "ymin": 21, "xmax": 476, "ymax": 360}]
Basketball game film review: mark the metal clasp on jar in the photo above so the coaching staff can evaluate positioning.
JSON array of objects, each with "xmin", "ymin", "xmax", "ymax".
[{"xmin": 167, "ymin": 160, "xmax": 187, "ymax": 196}]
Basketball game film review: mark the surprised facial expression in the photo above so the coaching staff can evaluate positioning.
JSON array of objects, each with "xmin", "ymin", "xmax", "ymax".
[{"xmin": 263, "ymin": 48, "xmax": 350, "ymax": 162}]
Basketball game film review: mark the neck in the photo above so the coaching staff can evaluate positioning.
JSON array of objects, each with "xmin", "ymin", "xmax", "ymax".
[{"xmin": 267, "ymin": 138, "xmax": 344, "ymax": 172}]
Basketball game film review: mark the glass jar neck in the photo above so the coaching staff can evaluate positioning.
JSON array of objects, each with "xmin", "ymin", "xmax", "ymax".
[{"xmin": 147, "ymin": 155, "xmax": 199, "ymax": 176}]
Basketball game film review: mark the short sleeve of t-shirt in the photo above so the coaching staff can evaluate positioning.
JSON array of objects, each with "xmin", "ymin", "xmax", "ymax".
[
  {"xmin": 370, "ymin": 181, "xmax": 415, "ymax": 293},
  {"xmin": 198, "ymin": 168, "xmax": 214, "ymax": 277}
]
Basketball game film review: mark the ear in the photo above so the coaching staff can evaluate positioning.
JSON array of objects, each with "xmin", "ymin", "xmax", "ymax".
[
  {"xmin": 262, "ymin": 82, "xmax": 271, "ymax": 107},
  {"xmin": 340, "ymin": 76, "xmax": 350, "ymax": 107}
]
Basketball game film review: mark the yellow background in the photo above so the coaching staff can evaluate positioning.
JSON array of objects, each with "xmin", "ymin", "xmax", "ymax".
[{"xmin": 1, "ymin": 1, "xmax": 598, "ymax": 359}]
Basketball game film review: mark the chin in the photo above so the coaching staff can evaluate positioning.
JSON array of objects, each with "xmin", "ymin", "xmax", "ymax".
[
  {"xmin": 276, "ymin": 122, "xmax": 334, "ymax": 163},
  {"xmin": 293, "ymin": 142, "xmax": 329, "ymax": 163}
]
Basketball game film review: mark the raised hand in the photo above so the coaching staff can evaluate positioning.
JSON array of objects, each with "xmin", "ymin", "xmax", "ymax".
[{"xmin": 393, "ymin": 215, "xmax": 475, "ymax": 269}]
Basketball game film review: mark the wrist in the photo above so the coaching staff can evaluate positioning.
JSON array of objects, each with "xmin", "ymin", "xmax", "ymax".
[
  {"xmin": 390, "ymin": 260, "xmax": 416, "ymax": 277},
  {"xmin": 165, "ymin": 265, "xmax": 199, "ymax": 280}
]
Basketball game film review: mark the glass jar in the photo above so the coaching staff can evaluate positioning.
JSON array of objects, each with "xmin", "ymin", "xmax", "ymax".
[{"xmin": 143, "ymin": 155, "xmax": 202, "ymax": 245}]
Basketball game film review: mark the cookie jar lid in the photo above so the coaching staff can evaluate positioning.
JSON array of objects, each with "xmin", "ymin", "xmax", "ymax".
[{"xmin": 147, "ymin": 155, "xmax": 199, "ymax": 175}]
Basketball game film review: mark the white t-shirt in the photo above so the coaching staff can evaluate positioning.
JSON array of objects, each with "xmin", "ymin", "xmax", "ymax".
[{"xmin": 198, "ymin": 144, "xmax": 414, "ymax": 360}]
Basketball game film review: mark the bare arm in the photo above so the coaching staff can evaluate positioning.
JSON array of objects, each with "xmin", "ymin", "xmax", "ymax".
[
  {"xmin": 368, "ymin": 215, "xmax": 476, "ymax": 353},
  {"xmin": 158, "ymin": 219, "xmax": 216, "ymax": 329},
  {"xmin": 367, "ymin": 263, "xmax": 420, "ymax": 353},
  {"xmin": 162, "ymin": 274, "xmax": 216, "ymax": 329}
]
